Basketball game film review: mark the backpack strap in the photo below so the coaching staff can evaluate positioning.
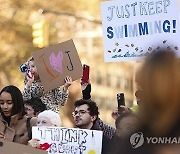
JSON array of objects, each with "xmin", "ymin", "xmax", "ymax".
[{"xmin": 26, "ymin": 117, "xmax": 32, "ymax": 140}]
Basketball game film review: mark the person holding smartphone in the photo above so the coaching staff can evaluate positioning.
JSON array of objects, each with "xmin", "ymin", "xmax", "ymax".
[
  {"xmin": 23, "ymin": 57, "xmax": 72, "ymax": 114},
  {"xmin": 81, "ymin": 64, "xmax": 91, "ymax": 100},
  {"xmin": 80, "ymin": 64, "xmax": 116, "ymax": 139},
  {"xmin": 111, "ymin": 93, "xmax": 132, "ymax": 120}
]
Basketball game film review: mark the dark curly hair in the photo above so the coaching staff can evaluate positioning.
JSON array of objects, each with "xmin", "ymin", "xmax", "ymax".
[{"xmin": 74, "ymin": 99, "xmax": 99, "ymax": 117}]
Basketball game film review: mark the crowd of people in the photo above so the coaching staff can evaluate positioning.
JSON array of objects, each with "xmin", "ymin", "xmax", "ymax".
[{"xmin": 0, "ymin": 47, "xmax": 180, "ymax": 154}]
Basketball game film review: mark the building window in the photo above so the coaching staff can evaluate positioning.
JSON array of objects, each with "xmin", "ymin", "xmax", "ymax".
[
  {"xmin": 96, "ymin": 71, "xmax": 102, "ymax": 84},
  {"xmin": 106, "ymin": 74, "xmax": 111, "ymax": 87},
  {"xmin": 93, "ymin": 96, "xmax": 102, "ymax": 106},
  {"xmin": 116, "ymin": 76, "xmax": 121, "ymax": 89},
  {"xmin": 130, "ymin": 79, "xmax": 133, "ymax": 92},
  {"xmin": 124, "ymin": 78, "xmax": 130, "ymax": 91},
  {"xmin": 106, "ymin": 98, "xmax": 112, "ymax": 109}
]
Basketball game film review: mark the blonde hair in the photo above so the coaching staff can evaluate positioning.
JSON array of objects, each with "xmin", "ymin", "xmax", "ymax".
[
  {"xmin": 27, "ymin": 56, "xmax": 34, "ymax": 64},
  {"xmin": 23, "ymin": 56, "xmax": 41, "ymax": 84}
]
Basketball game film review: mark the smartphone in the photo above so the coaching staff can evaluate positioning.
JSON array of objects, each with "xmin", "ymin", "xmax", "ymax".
[
  {"xmin": 27, "ymin": 70, "xmax": 33, "ymax": 79},
  {"xmin": 82, "ymin": 64, "xmax": 90, "ymax": 83},
  {"xmin": 117, "ymin": 93, "xmax": 125, "ymax": 112}
]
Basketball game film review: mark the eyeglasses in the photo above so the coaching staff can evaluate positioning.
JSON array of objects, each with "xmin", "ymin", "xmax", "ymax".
[{"xmin": 72, "ymin": 110, "xmax": 90, "ymax": 117}]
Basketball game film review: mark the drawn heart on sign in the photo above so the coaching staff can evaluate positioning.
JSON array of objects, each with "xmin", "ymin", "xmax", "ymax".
[
  {"xmin": 49, "ymin": 51, "xmax": 63, "ymax": 74},
  {"xmin": 39, "ymin": 142, "xmax": 51, "ymax": 150}
]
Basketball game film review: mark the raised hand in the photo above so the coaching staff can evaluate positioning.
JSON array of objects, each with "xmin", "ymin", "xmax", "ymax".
[
  {"xmin": 80, "ymin": 78, "xmax": 90, "ymax": 91},
  {"xmin": 64, "ymin": 76, "xmax": 72, "ymax": 91},
  {"xmin": 0, "ymin": 132, "xmax": 6, "ymax": 140},
  {"xmin": 28, "ymin": 138, "xmax": 40, "ymax": 148}
]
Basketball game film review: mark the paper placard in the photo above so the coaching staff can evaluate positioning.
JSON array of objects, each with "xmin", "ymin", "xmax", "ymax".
[
  {"xmin": 32, "ymin": 39, "xmax": 82, "ymax": 92},
  {"xmin": 0, "ymin": 140, "xmax": 47, "ymax": 154},
  {"xmin": 32, "ymin": 126, "xmax": 103, "ymax": 154},
  {"xmin": 101, "ymin": 0, "xmax": 180, "ymax": 62}
]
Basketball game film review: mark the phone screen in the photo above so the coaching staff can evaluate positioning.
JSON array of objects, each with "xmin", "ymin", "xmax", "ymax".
[
  {"xmin": 82, "ymin": 64, "xmax": 89, "ymax": 83},
  {"xmin": 117, "ymin": 93, "xmax": 125, "ymax": 112}
]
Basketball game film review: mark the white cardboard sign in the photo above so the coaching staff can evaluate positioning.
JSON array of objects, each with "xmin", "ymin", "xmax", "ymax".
[
  {"xmin": 101, "ymin": 0, "xmax": 180, "ymax": 62},
  {"xmin": 32, "ymin": 126, "xmax": 103, "ymax": 154}
]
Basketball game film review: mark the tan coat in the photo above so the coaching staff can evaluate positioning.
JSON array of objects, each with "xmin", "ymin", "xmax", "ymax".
[{"xmin": 0, "ymin": 114, "xmax": 37, "ymax": 145}]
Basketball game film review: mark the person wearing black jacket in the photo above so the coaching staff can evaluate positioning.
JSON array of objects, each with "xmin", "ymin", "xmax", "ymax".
[
  {"xmin": 73, "ymin": 99, "xmax": 111, "ymax": 154},
  {"xmin": 81, "ymin": 81, "xmax": 116, "ymax": 139}
]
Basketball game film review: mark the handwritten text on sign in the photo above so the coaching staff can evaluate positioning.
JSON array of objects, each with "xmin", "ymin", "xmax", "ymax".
[
  {"xmin": 32, "ymin": 40, "xmax": 82, "ymax": 92},
  {"xmin": 32, "ymin": 127, "xmax": 103, "ymax": 154},
  {"xmin": 101, "ymin": 0, "xmax": 180, "ymax": 62}
]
